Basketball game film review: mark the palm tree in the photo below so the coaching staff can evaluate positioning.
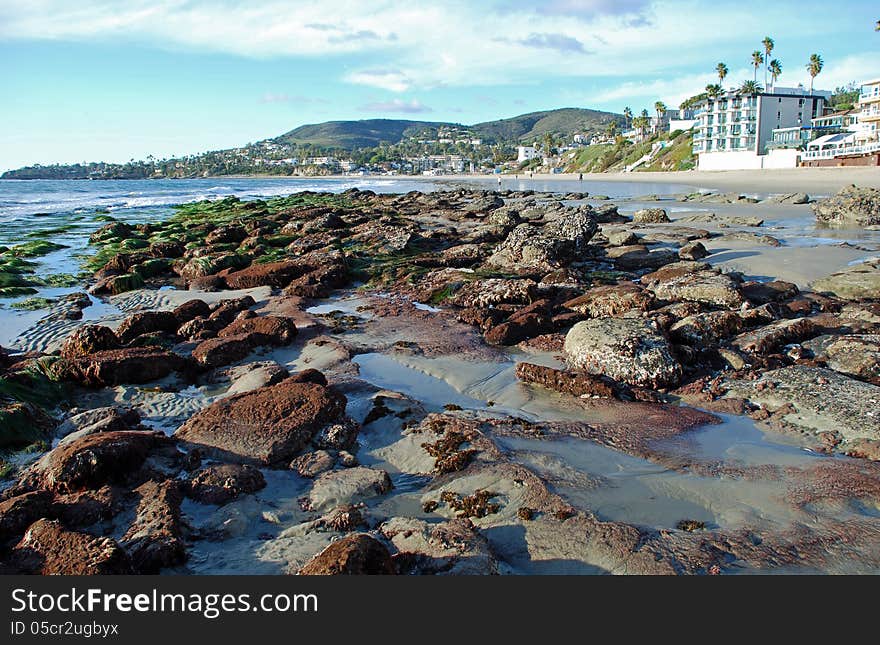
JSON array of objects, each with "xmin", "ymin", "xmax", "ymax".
[
  {"xmin": 623, "ymin": 106, "xmax": 633, "ymax": 130},
  {"xmin": 806, "ymin": 53, "xmax": 823, "ymax": 94},
  {"xmin": 653, "ymin": 101, "xmax": 667, "ymax": 134},
  {"xmin": 705, "ymin": 83, "xmax": 723, "ymax": 100},
  {"xmin": 762, "ymin": 37, "xmax": 775, "ymax": 87},
  {"xmin": 716, "ymin": 62, "xmax": 729, "ymax": 87},
  {"xmin": 739, "ymin": 80, "xmax": 763, "ymax": 95},
  {"xmin": 606, "ymin": 121, "xmax": 619, "ymax": 138},
  {"xmin": 751, "ymin": 51, "xmax": 764, "ymax": 83},
  {"xmin": 769, "ymin": 59, "xmax": 782, "ymax": 89}
]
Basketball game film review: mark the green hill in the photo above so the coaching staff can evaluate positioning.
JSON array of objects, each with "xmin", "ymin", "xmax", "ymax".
[
  {"xmin": 274, "ymin": 119, "xmax": 458, "ymax": 149},
  {"xmin": 471, "ymin": 108, "xmax": 623, "ymax": 143}
]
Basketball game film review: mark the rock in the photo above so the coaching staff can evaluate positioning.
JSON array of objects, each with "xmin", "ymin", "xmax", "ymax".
[
  {"xmin": 563, "ymin": 283, "xmax": 654, "ymax": 318},
  {"xmin": 288, "ymin": 369, "xmax": 329, "ymax": 387},
  {"xmin": 205, "ymin": 224, "xmax": 247, "ymax": 245},
  {"xmin": 12, "ymin": 519, "xmax": 131, "ymax": 575},
  {"xmin": 311, "ymin": 417, "xmax": 361, "ymax": 451},
  {"xmin": 0, "ymin": 491, "xmax": 55, "ymax": 546},
  {"xmin": 678, "ymin": 241, "xmax": 708, "ymax": 261},
  {"xmin": 723, "ymin": 366, "xmax": 880, "ymax": 449},
  {"xmin": 742, "ymin": 281, "xmax": 799, "ymax": 304},
  {"xmin": 768, "ymin": 192, "xmax": 810, "ymax": 205},
  {"xmin": 218, "ymin": 315, "xmax": 297, "ymax": 346},
  {"xmin": 605, "ymin": 245, "xmax": 678, "ymax": 271},
  {"xmin": 298, "ymin": 534, "xmax": 395, "ymax": 575},
  {"xmin": 605, "ymin": 229, "xmax": 640, "ymax": 246},
  {"xmin": 447, "ymin": 278, "xmax": 537, "ymax": 308},
  {"xmin": 192, "ymin": 334, "xmax": 255, "ymax": 369},
  {"xmin": 633, "ymin": 208, "xmax": 670, "ymax": 223},
  {"xmin": 803, "ymin": 334, "xmax": 880, "ymax": 385},
  {"xmin": 187, "ymin": 463, "xmax": 266, "ymax": 505},
  {"xmin": 307, "ymin": 467, "xmax": 392, "ymax": 512},
  {"xmin": 52, "ymin": 347, "xmax": 191, "ymax": 387},
  {"xmin": 484, "ymin": 311, "xmax": 551, "ymax": 346},
  {"xmin": 732, "ymin": 317, "xmax": 819, "ymax": 355},
  {"xmin": 223, "ymin": 361, "xmax": 289, "ymax": 396},
  {"xmin": 813, "ymin": 185, "xmax": 880, "ymax": 227},
  {"xmin": 812, "ymin": 260, "xmax": 880, "ymax": 300},
  {"xmin": 56, "ymin": 406, "xmax": 141, "ymax": 443},
  {"xmin": 669, "ymin": 310, "xmax": 744, "ymax": 345},
  {"xmin": 115, "ymin": 311, "xmax": 179, "ymax": 345},
  {"xmin": 175, "ymin": 376, "xmax": 346, "ymax": 465},
  {"xmin": 515, "ymin": 362, "xmax": 615, "ymax": 398},
  {"xmin": 290, "ymin": 450, "xmax": 336, "ymax": 478},
  {"xmin": 59, "ymin": 325, "xmax": 120, "ymax": 359},
  {"xmin": 0, "ymin": 401, "xmax": 57, "ymax": 449},
  {"xmin": 382, "ymin": 517, "xmax": 497, "ymax": 575},
  {"xmin": 120, "ymin": 480, "xmax": 186, "ymax": 573},
  {"xmin": 89, "ymin": 272, "xmax": 145, "ymax": 296},
  {"xmin": 224, "ymin": 260, "xmax": 306, "ymax": 289},
  {"xmin": 486, "ymin": 209, "xmax": 597, "ymax": 272},
  {"xmin": 18, "ymin": 430, "xmax": 168, "ymax": 493},
  {"xmin": 717, "ymin": 348, "xmax": 748, "ymax": 370},
  {"xmin": 564, "ymin": 318, "xmax": 682, "ymax": 389},
  {"xmin": 172, "ymin": 299, "xmax": 211, "ymax": 324},
  {"xmin": 440, "ymin": 243, "xmax": 484, "ymax": 267},
  {"xmin": 90, "ymin": 221, "xmax": 132, "ymax": 243},
  {"xmin": 176, "ymin": 253, "xmax": 249, "ymax": 281},
  {"xmin": 643, "ymin": 265, "xmax": 744, "ymax": 309}
]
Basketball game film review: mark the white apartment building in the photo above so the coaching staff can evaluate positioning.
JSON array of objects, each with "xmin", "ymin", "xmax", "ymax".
[
  {"xmin": 858, "ymin": 78, "xmax": 880, "ymax": 142},
  {"xmin": 693, "ymin": 86, "xmax": 830, "ymax": 170},
  {"xmin": 516, "ymin": 146, "xmax": 540, "ymax": 162}
]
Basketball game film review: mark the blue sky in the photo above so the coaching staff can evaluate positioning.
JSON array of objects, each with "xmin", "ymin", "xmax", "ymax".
[{"xmin": 1, "ymin": 0, "xmax": 878, "ymax": 171}]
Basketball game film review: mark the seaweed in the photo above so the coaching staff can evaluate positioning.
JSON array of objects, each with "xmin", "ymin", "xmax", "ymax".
[{"xmin": 440, "ymin": 490, "xmax": 500, "ymax": 518}]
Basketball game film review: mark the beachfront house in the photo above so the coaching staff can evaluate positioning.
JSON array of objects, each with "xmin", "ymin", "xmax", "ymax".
[
  {"xmin": 693, "ymin": 85, "xmax": 830, "ymax": 170},
  {"xmin": 516, "ymin": 146, "xmax": 540, "ymax": 163},
  {"xmin": 651, "ymin": 109, "xmax": 697, "ymax": 134},
  {"xmin": 800, "ymin": 78, "xmax": 880, "ymax": 166}
]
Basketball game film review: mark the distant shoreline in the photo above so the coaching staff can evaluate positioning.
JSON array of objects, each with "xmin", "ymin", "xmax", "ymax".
[
  {"xmin": 4, "ymin": 166, "xmax": 878, "ymax": 195},
  {"xmin": 228, "ymin": 167, "xmax": 880, "ymax": 195}
]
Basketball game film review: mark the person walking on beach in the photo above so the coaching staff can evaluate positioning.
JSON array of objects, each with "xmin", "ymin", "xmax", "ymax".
[
  {"xmin": 497, "ymin": 176, "xmax": 502, "ymax": 189},
  {"xmin": 578, "ymin": 173, "xmax": 583, "ymax": 181}
]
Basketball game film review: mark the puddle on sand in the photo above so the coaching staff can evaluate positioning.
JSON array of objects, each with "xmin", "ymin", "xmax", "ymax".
[
  {"xmin": 353, "ymin": 352, "xmax": 486, "ymax": 411},
  {"xmin": 306, "ymin": 296, "xmax": 375, "ymax": 317},
  {"xmin": 496, "ymin": 434, "xmax": 806, "ymax": 532}
]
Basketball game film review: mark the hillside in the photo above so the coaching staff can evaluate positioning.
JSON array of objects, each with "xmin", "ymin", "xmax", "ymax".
[
  {"xmin": 273, "ymin": 119, "xmax": 458, "ymax": 149},
  {"xmin": 472, "ymin": 108, "xmax": 623, "ymax": 143}
]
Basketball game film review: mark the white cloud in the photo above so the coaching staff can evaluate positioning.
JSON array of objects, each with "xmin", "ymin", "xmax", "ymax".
[
  {"xmin": 0, "ymin": 0, "xmax": 873, "ymax": 97},
  {"xmin": 360, "ymin": 98, "xmax": 433, "ymax": 113},
  {"xmin": 345, "ymin": 69, "xmax": 412, "ymax": 92}
]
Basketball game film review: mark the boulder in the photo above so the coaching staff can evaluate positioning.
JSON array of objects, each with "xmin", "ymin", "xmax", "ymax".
[
  {"xmin": 307, "ymin": 467, "xmax": 392, "ymax": 512},
  {"xmin": 172, "ymin": 299, "xmax": 211, "ymax": 324},
  {"xmin": 17, "ymin": 430, "xmax": 168, "ymax": 493},
  {"xmin": 803, "ymin": 334, "xmax": 880, "ymax": 385},
  {"xmin": 115, "ymin": 311, "xmax": 179, "ymax": 345},
  {"xmin": 12, "ymin": 519, "xmax": 131, "ymax": 575},
  {"xmin": 564, "ymin": 318, "xmax": 682, "ymax": 389},
  {"xmin": 0, "ymin": 491, "xmax": 55, "ymax": 546},
  {"xmin": 120, "ymin": 479, "xmax": 186, "ymax": 573},
  {"xmin": 59, "ymin": 325, "xmax": 120, "ymax": 359},
  {"xmin": 485, "ymin": 209, "xmax": 597, "ymax": 272},
  {"xmin": 447, "ymin": 278, "xmax": 537, "ymax": 308},
  {"xmin": 813, "ymin": 185, "xmax": 880, "ymax": 227},
  {"xmin": 290, "ymin": 450, "xmax": 336, "ymax": 478},
  {"xmin": 811, "ymin": 260, "xmax": 880, "ymax": 300},
  {"xmin": 643, "ymin": 265, "xmax": 744, "ymax": 309},
  {"xmin": 298, "ymin": 534, "xmax": 395, "ymax": 575},
  {"xmin": 605, "ymin": 245, "xmax": 678, "ymax": 271},
  {"xmin": 382, "ymin": 517, "xmax": 497, "ymax": 575},
  {"xmin": 192, "ymin": 334, "xmax": 255, "ymax": 369},
  {"xmin": 669, "ymin": 311, "xmax": 744, "ymax": 345},
  {"xmin": 224, "ymin": 260, "xmax": 306, "ymax": 289},
  {"xmin": 218, "ymin": 315, "xmax": 297, "ymax": 346},
  {"xmin": 562, "ymin": 283, "xmax": 654, "ymax": 318},
  {"xmin": 52, "ymin": 348, "xmax": 191, "ymax": 386},
  {"xmin": 186, "ymin": 463, "xmax": 267, "ymax": 505},
  {"xmin": 678, "ymin": 241, "xmax": 709, "ymax": 261},
  {"xmin": 175, "ymin": 376, "xmax": 347, "ymax": 465},
  {"xmin": 515, "ymin": 362, "xmax": 615, "ymax": 398},
  {"xmin": 732, "ymin": 317, "xmax": 819, "ymax": 355},
  {"xmin": 632, "ymin": 208, "xmax": 670, "ymax": 223}
]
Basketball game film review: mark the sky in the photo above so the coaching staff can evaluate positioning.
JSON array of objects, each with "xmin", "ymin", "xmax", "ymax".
[{"xmin": 1, "ymin": 0, "xmax": 878, "ymax": 171}]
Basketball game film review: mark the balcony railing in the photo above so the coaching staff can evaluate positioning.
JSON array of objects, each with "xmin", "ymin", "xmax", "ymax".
[{"xmin": 802, "ymin": 140, "xmax": 880, "ymax": 160}]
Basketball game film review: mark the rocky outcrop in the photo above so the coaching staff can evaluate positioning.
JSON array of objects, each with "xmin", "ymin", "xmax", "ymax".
[
  {"xmin": 218, "ymin": 315, "xmax": 297, "ymax": 346},
  {"xmin": 485, "ymin": 209, "xmax": 597, "ymax": 272},
  {"xmin": 812, "ymin": 260, "xmax": 880, "ymax": 300},
  {"xmin": 17, "ymin": 430, "xmax": 169, "ymax": 493},
  {"xmin": 642, "ymin": 263, "xmax": 744, "ymax": 309},
  {"xmin": 11, "ymin": 519, "xmax": 132, "ymax": 575},
  {"xmin": 175, "ymin": 376, "xmax": 347, "ymax": 465},
  {"xmin": 382, "ymin": 517, "xmax": 498, "ymax": 575},
  {"xmin": 515, "ymin": 362, "xmax": 615, "ymax": 398},
  {"xmin": 562, "ymin": 283, "xmax": 654, "ymax": 318},
  {"xmin": 186, "ymin": 463, "xmax": 267, "ymax": 505},
  {"xmin": 813, "ymin": 185, "xmax": 880, "ymax": 227},
  {"xmin": 306, "ymin": 467, "xmax": 392, "ymax": 512},
  {"xmin": 605, "ymin": 245, "xmax": 678, "ymax": 271},
  {"xmin": 120, "ymin": 479, "xmax": 186, "ymax": 573},
  {"xmin": 804, "ymin": 334, "xmax": 880, "ymax": 385},
  {"xmin": 53, "ymin": 347, "xmax": 191, "ymax": 387},
  {"xmin": 732, "ymin": 317, "xmax": 819, "ymax": 355},
  {"xmin": 59, "ymin": 325, "xmax": 120, "ymax": 359},
  {"xmin": 564, "ymin": 318, "xmax": 682, "ymax": 389},
  {"xmin": 192, "ymin": 334, "xmax": 255, "ymax": 369},
  {"xmin": 298, "ymin": 534, "xmax": 395, "ymax": 575},
  {"xmin": 0, "ymin": 491, "xmax": 55, "ymax": 546},
  {"xmin": 633, "ymin": 208, "xmax": 670, "ymax": 224},
  {"xmin": 115, "ymin": 311, "xmax": 179, "ymax": 345}
]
